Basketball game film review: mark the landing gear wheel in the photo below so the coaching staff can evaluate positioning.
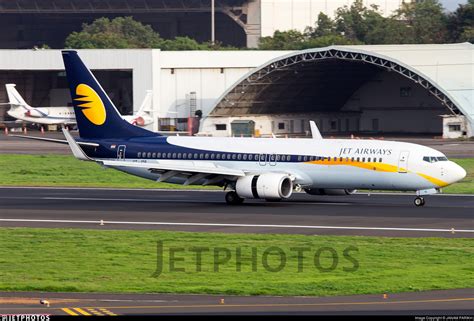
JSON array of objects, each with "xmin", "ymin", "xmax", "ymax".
[
  {"xmin": 414, "ymin": 197, "xmax": 425, "ymax": 207},
  {"xmin": 225, "ymin": 191, "xmax": 244, "ymax": 205}
]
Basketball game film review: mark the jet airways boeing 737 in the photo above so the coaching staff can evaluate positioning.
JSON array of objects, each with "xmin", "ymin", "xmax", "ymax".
[
  {"xmin": 17, "ymin": 50, "xmax": 467, "ymax": 206},
  {"xmin": 4, "ymin": 83, "xmax": 153, "ymax": 127}
]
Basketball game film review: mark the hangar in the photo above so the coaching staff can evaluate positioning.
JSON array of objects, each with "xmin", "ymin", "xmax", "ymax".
[{"xmin": 201, "ymin": 43, "xmax": 473, "ymax": 138}]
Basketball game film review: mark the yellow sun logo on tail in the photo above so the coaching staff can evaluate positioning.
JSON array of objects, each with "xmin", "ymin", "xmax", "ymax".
[{"xmin": 74, "ymin": 84, "xmax": 106, "ymax": 125}]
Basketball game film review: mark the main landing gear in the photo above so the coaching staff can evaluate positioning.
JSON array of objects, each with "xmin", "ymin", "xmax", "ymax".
[
  {"xmin": 414, "ymin": 196, "xmax": 425, "ymax": 207},
  {"xmin": 225, "ymin": 191, "xmax": 244, "ymax": 205}
]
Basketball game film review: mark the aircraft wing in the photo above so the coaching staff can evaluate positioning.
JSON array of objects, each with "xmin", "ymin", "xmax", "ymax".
[{"xmin": 101, "ymin": 159, "xmax": 246, "ymax": 179}]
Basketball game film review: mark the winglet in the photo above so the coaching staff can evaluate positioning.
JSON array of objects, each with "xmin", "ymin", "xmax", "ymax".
[
  {"xmin": 309, "ymin": 121, "xmax": 323, "ymax": 139},
  {"xmin": 62, "ymin": 128, "xmax": 92, "ymax": 161}
]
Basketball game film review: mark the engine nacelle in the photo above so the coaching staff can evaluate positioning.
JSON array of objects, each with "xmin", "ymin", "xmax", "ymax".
[
  {"xmin": 236, "ymin": 173, "xmax": 293, "ymax": 200},
  {"xmin": 131, "ymin": 115, "xmax": 153, "ymax": 126},
  {"xmin": 25, "ymin": 109, "xmax": 48, "ymax": 118},
  {"xmin": 304, "ymin": 188, "xmax": 357, "ymax": 196}
]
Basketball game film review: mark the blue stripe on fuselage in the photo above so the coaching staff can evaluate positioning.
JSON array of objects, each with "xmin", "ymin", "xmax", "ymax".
[{"xmin": 76, "ymin": 137, "xmax": 346, "ymax": 163}]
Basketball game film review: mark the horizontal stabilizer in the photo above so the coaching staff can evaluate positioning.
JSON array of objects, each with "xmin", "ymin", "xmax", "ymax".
[
  {"xmin": 9, "ymin": 134, "xmax": 99, "ymax": 147},
  {"xmin": 62, "ymin": 128, "xmax": 93, "ymax": 161}
]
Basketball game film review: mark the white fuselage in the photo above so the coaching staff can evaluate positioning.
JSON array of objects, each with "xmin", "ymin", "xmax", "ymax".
[
  {"xmin": 7, "ymin": 106, "xmax": 76, "ymax": 125},
  {"xmin": 108, "ymin": 136, "xmax": 466, "ymax": 192}
]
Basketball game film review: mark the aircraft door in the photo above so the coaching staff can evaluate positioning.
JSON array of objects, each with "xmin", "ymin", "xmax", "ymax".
[
  {"xmin": 117, "ymin": 145, "xmax": 126, "ymax": 160},
  {"xmin": 398, "ymin": 151, "xmax": 409, "ymax": 173}
]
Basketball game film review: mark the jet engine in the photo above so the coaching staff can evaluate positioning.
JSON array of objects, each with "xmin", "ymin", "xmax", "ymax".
[
  {"xmin": 236, "ymin": 173, "xmax": 293, "ymax": 200},
  {"xmin": 304, "ymin": 188, "xmax": 357, "ymax": 196},
  {"xmin": 129, "ymin": 115, "xmax": 153, "ymax": 127},
  {"xmin": 25, "ymin": 109, "xmax": 48, "ymax": 118}
]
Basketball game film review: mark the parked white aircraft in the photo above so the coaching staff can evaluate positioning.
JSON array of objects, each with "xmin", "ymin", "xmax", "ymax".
[
  {"xmin": 4, "ymin": 84, "xmax": 153, "ymax": 127},
  {"xmin": 15, "ymin": 51, "xmax": 468, "ymax": 207}
]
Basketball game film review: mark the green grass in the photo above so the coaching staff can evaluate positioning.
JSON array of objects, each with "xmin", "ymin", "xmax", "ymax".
[
  {"xmin": 0, "ymin": 154, "xmax": 472, "ymax": 193},
  {"xmin": 0, "ymin": 228, "xmax": 472, "ymax": 296},
  {"xmin": 443, "ymin": 158, "xmax": 474, "ymax": 194},
  {"xmin": 0, "ymin": 154, "xmax": 216, "ymax": 189}
]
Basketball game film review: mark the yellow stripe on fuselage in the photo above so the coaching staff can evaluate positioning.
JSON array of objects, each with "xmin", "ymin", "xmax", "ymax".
[
  {"xmin": 305, "ymin": 159, "xmax": 449, "ymax": 188},
  {"xmin": 306, "ymin": 159, "xmax": 400, "ymax": 173},
  {"xmin": 416, "ymin": 172, "xmax": 450, "ymax": 188}
]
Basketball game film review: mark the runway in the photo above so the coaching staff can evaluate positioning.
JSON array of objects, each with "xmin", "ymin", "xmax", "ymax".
[
  {"xmin": 1, "ymin": 187, "xmax": 473, "ymax": 237},
  {"xmin": 0, "ymin": 289, "xmax": 472, "ymax": 315}
]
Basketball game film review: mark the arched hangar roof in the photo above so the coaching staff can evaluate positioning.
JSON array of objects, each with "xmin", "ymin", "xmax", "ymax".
[{"xmin": 210, "ymin": 43, "xmax": 473, "ymax": 126}]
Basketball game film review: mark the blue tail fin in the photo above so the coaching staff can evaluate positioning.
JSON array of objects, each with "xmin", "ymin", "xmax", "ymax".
[{"xmin": 62, "ymin": 50, "xmax": 158, "ymax": 139}]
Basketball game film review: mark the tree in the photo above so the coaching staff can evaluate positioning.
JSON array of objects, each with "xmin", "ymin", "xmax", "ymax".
[
  {"xmin": 306, "ymin": 13, "xmax": 336, "ymax": 38},
  {"xmin": 65, "ymin": 17, "xmax": 163, "ymax": 48},
  {"xmin": 395, "ymin": 0, "xmax": 448, "ymax": 43},
  {"xmin": 335, "ymin": 0, "xmax": 372, "ymax": 42},
  {"xmin": 303, "ymin": 34, "xmax": 362, "ymax": 48},
  {"xmin": 258, "ymin": 30, "xmax": 306, "ymax": 50},
  {"xmin": 365, "ymin": 16, "xmax": 415, "ymax": 44},
  {"xmin": 447, "ymin": 0, "xmax": 474, "ymax": 43},
  {"xmin": 160, "ymin": 37, "xmax": 205, "ymax": 50}
]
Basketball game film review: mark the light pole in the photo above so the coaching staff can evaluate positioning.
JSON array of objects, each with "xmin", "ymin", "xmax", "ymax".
[{"xmin": 211, "ymin": 0, "xmax": 215, "ymax": 45}]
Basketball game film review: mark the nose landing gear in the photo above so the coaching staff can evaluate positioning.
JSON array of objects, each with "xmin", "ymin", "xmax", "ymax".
[{"xmin": 414, "ymin": 196, "xmax": 425, "ymax": 207}]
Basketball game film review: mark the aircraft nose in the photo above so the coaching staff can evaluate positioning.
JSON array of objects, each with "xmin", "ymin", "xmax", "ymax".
[{"xmin": 449, "ymin": 162, "xmax": 467, "ymax": 183}]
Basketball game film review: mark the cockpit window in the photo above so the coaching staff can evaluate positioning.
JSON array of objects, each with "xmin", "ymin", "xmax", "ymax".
[{"xmin": 423, "ymin": 156, "xmax": 448, "ymax": 163}]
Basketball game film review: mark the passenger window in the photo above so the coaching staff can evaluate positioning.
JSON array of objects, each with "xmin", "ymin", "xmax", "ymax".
[
  {"xmin": 178, "ymin": 153, "xmax": 182, "ymax": 159},
  {"xmin": 199, "ymin": 154, "xmax": 204, "ymax": 159},
  {"xmin": 243, "ymin": 154, "xmax": 247, "ymax": 160},
  {"xmin": 232, "ymin": 154, "xmax": 236, "ymax": 160},
  {"xmin": 227, "ymin": 154, "xmax": 231, "ymax": 160},
  {"xmin": 167, "ymin": 153, "xmax": 171, "ymax": 158},
  {"xmin": 379, "ymin": 158, "xmax": 382, "ymax": 162},
  {"xmin": 211, "ymin": 153, "xmax": 215, "ymax": 159},
  {"xmin": 249, "ymin": 154, "xmax": 253, "ymax": 161},
  {"xmin": 138, "ymin": 152, "xmax": 141, "ymax": 158},
  {"xmin": 205, "ymin": 153, "xmax": 209, "ymax": 159},
  {"xmin": 237, "ymin": 154, "xmax": 242, "ymax": 160},
  {"xmin": 147, "ymin": 152, "xmax": 151, "ymax": 158},
  {"xmin": 362, "ymin": 157, "xmax": 365, "ymax": 162},
  {"xmin": 157, "ymin": 152, "xmax": 161, "ymax": 158},
  {"xmin": 183, "ymin": 153, "xmax": 187, "ymax": 159},
  {"xmin": 303, "ymin": 156, "xmax": 308, "ymax": 161},
  {"xmin": 152, "ymin": 152, "xmax": 156, "ymax": 158},
  {"xmin": 193, "ymin": 153, "xmax": 198, "ymax": 159},
  {"xmin": 216, "ymin": 154, "xmax": 221, "ymax": 159},
  {"xmin": 298, "ymin": 156, "xmax": 302, "ymax": 161}
]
